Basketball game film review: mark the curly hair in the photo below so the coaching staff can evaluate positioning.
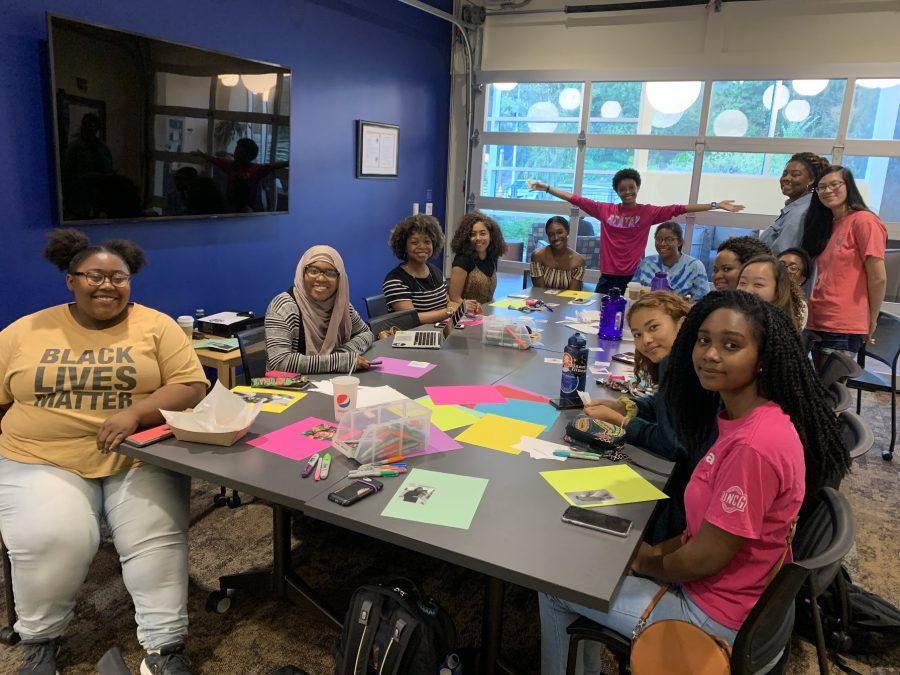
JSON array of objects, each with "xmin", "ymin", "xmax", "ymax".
[
  {"xmin": 739, "ymin": 255, "xmax": 807, "ymax": 330},
  {"xmin": 662, "ymin": 291, "xmax": 850, "ymax": 500},
  {"xmin": 777, "ymin": 247, "xmax": 813, "ymax": 285},
  {"xmin": 801, "ymin": 165, "xmax": 872, "ymax": 258},
  {"xmin": 717, "ymin": 235, "xmax": 772, "ymax": 264},
  {"xmin": 612, "ymin": 168, "xmax": 641, "ymax": 191},
  {"xmin": 388, "ymin": 214, "xmax": 444, "ymax": 261},
  {"xmin": 786, "ymin": 152, "xmax": 830, "ymax": 185},
  {"xmin": 44, "ymin": 228, "xmax": 146, "ymax": 274},
  {"xmin": 450, "ymin": 210, "xmax": 507, "ymax": 260},
  {"xmin": 626, "ymin": 291, "xmax": 691, "ymax": 384}
]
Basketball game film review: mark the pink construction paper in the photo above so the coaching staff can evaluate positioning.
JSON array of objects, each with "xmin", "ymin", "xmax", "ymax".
[
  {"xmin": 459, "ymin": 317, "xmax": 483, "ymax": 328},
  {"xmin": 247, "ymin": 417, "xmax": 335, "ymax": 461},
  {"xmin": 495, "ymin": 384, "xmax": 549, "ymax": 403},
  {"xmin": 370, "ymin": 356, "xmax": 436, "ymax": 379},
  {"xmin": 406, "ymin": 425, "xmax": 464, "ymax": 458},
  {"xmin": 425, "ymin": 385, "xmax": 508, "ymax": 407},
  {"xmin": 265, "ymin": 370, "xmax": 299, "ymax": 379}
]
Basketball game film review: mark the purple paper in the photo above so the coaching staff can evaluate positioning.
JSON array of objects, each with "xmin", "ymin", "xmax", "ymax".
[
  {"xmin": 371, "ymin": 356, "xmax": 436, "ymax": 379},
  {"xmin": 425, "ymin": 385, "xmax": 508, "ymax": 406},
  {"xmin": 406, "ymin": 425, "xmax": 464, "ymax": 458},
  {"xmin": 247, "ymin": 417, "xmax": 335, "ymax": 461}
]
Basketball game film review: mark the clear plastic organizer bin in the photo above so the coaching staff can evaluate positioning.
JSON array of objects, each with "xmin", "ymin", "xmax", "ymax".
[
  {"xmin": 482, "ymin": 315, "xmax": 536, "ymax": 350},
  {"xmin": 332, "ymin": 399, "xmax": 432, "ymax": 465}
]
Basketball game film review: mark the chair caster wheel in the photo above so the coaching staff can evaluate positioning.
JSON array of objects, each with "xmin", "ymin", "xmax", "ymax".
[
  {"xmin": 0, "ymin": 627, "xmax": 20, "ymax": 645},
  {"xmin": 227, "ymin": 494, "xmax": 242, "ymax": 508},
  {"xmin": 882, "ymin": 450, "xmax": 893, "ymax": 461},
  {"xmin": 213, "ymin": 493, "xmax": 228, "ymax": 507},
  {"xmin": 206, "ymin": 589, "xmax": 233, "ymax": 614}
]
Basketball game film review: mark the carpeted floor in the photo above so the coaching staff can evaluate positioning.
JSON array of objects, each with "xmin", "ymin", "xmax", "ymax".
[{"xmin": 0, "ymin": 392, "xmax": 897, "ymax": 675}]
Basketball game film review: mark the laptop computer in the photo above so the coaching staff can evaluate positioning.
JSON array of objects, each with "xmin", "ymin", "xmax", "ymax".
[{"xmin": 391, "ymin": 303, "xmax": 467, "ymax": 349}]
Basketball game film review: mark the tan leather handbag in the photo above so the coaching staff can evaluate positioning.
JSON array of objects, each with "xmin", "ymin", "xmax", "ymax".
[{"xmin": 630, "ymin": 521, "xmax": 796, "ymax": 675}]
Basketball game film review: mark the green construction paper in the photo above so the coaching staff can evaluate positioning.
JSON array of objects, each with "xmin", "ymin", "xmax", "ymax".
[
  {"xmin": 381, "ymin": 468, "xmax": 489, "ymax": 530},
  {"xmin": 415, "ymin": 396, "xmax": 485, "ymax": 430}
]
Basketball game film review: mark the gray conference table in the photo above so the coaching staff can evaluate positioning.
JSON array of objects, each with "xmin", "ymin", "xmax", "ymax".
[{"xmin": 119, "ymin": 287, "xmax": 673, "ymax": 674}]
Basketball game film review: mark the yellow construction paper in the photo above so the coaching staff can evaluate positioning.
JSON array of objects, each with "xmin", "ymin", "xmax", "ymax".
[
  {"xmin": 540, "ymin": 464, "xmax": 668, "ymax": 508},
  {"xmin": 454, "ymin": 414, "xmax": 545, "ymax": 454},
  {"xmin": 557, "ymin": 290, "xmax": 598, "ymax": 300},
  {"xmin": 415, "ymin": 396, "xmax": 484, "ymax": 431},
  {"xmin": 230, "ymin": 386, "xmax": 306, "ymax": 413},
  {"xmin": 490, "ymin": 298, "xmax": 527, "ymax": 309}
]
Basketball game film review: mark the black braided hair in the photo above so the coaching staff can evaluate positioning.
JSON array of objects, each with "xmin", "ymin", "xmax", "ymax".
[
  {"xmin": 44, "ymin": 228, "xmax": 146, "ymax": 274},
  {"xmin": 663, "ymin": 291, "xmax": 850, "ymax": 499}
]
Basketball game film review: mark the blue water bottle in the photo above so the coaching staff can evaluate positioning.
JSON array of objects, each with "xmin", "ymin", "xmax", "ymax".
[
  {"xmin": 560, "ymin": 333, "xmax": 588, "ymax": 404},
  {"xmin": 650, "ymin": 271, "xmax": 672, "ymax": 292},
  {"xmin": 599, "ymin": 288, "xmax": 626, "ymax": 341}
]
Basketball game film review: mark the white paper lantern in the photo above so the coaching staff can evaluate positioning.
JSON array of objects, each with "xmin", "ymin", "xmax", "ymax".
[
  {"xmin": 792, "ymin": 79, "xmax": 828, "ymax": 96},
  {"xmin": 762, "ymin": 83, "xmax": 791, "ymax": 111},
  {"xmin": 600, "ymin": 100, "xmax": 622, "ymax": 119},
  {"xmin": 713, "ymin": 109, "xmax": 749, "ymax": 137},
  {"xmin": 558, "ymin": 87, "xmax": 582, "ymax": 111},
  {"xmin": 492, "ymin": 82, "xmax": 518, "ymax": 92},
  {"xmin": 645, "ymin": 81, "xmax": 702, "ymax": 115},
  {"xmin": 651, "ymin": 109, "xmax": 684, "ymax": 128},
  {"xmin": 218, "ymin": 74, "xmax": 240, "ymax": 87},
  {"xmin": 856, "ymin": 79, "xmax": 900, "ymax": 89},
  {"xmin": 527, "ymin": 101, "xmax": 559, "ymax": 133},
  {"xmin": 241, "ymin": 73, "xmax": 278, "ymax": 101},
  {"xmin": 784, "ymin": 99, "xmax": 811, "ymax": 123}
]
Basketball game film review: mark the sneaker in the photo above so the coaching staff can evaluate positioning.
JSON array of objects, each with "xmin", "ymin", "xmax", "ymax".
[
  {"xmin": 17, "ymin": 639, "xmax": 59, "ymax": 674},
  {"xmin": 140, "ymin": 643, "xmax": 193, "ymax": 675}
]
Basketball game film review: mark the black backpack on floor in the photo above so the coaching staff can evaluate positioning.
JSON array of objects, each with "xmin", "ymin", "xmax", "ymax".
[
  {"xmin": 334, "ymin": 577, "xmax": 457, "ymax": 675},
  {"xmin": 796, "ymin": 565, "xmax": 900, "ymax": 662}
]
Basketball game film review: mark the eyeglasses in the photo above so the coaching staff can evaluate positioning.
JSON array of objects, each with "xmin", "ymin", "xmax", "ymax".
[
  {"xmin": 815, "ymin": 180, "xmax": 845, "ymax": 193},
  {"xmin": 304, "ymin": 265, "xmax": 339, "ymax": 280},
  {"xmin": 780, "ymin": 261, "xmax": 803, "ymax": 273},
  {"xmin": 654, "ymin": 237, "xmax": 678, "ymax": 245},
  {"xmin": 71, "ymin": 271, "xmax": 131, "ymax": 287}
]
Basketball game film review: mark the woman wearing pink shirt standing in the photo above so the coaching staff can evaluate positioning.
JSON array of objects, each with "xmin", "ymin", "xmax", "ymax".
[
  {"xmin": 539, "ymin": 291, "xmax": 850, "ymax": 675},
  {"xmin": 530, "ymin": 169, "xmax": 744, "ymax": 294},
  {"xmin": 801, "ymin": 165, "xmax": 888, "ymax": 364}
]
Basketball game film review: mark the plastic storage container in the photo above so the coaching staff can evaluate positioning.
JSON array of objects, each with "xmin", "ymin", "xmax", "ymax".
[
  {"xmin": 481, "ymin": 315, "xmax": 537, "ymax": 350},
  {"xmin": 332, "ymin": 399, "xmax": 432, "ymax": 465}
]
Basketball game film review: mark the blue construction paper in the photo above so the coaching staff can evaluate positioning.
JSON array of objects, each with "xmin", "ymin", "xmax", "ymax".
[{"xmin": 475, "ymin": 399, "xmax": 560, "ymax": 428}]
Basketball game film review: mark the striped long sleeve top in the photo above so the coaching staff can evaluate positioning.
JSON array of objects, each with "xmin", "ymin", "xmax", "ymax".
[{"xmin": 264, "ymin": 291, "xmax": 374, "ymax": 374}]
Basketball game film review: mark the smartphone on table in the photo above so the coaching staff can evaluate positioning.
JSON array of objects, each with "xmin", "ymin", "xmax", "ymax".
[
  {"xmin": 561, "ymin": 505, "xmax": 632, "ymax": 537},
  {"xmin": 327, "ymin": 479, "xmax": 383, "ymax": 506}
]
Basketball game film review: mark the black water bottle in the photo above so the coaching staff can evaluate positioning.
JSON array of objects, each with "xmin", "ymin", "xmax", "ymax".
[{"xmin": 560, "ymin": 332, "xmax": 588, "ymax": 404}]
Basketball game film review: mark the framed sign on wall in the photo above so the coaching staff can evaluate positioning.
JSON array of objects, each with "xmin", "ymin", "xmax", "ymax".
[{"xmin": 357, "ymin": 121, "xmax": 399, "ymax": 178}]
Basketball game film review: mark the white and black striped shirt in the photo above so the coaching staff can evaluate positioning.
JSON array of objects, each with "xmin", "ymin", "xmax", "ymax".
[
  {"xmin": 382, "ymin": 264, "xmax": 448, "ymax": 313},
  {"xmin": 264, "ymin": 292, "xmax": 374, "ymax": 375}
]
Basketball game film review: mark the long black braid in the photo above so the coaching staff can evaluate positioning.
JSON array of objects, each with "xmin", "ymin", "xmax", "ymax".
[{"xmin": 663, "ymin": 291, "xmax": 851, "ymax": 499}]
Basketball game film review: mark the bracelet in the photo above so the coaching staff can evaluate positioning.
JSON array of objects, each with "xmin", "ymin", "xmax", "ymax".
[{"xmin": 617, "ymin": 396, "xmax": 639, "ymax": 423}]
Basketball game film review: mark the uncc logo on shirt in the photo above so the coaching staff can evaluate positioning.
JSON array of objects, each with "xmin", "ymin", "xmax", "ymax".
[{"xmin": 721, "ymin": 485, "xmax": 748, "ymax": 514}]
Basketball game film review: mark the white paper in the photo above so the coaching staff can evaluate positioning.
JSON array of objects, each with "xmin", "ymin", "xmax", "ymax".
[
  {"xmin": 588, "ymin": 347, "xmax": 604, "ymax": 352},
  {"xmin": 509, "ymin": 293, "xmax": 530, "ymax": 299},
  {"xmin": 201, "ymin": 311, "xmax": 247, "ymax": 326},
  {"xmin": 161, "ymin": 381, "xmax": 261, "ymax": 433},
  {"xmin": 544, "ymin": 357, "xmax": 563, "ymax": 364},
  {"xmin": 564, "ymin": 322, "xmax": 599, "ymax": 334},
  {"xmin": 310, "ymin": 380, "xmax": 408, "ymax": 409},
  {"xmin": 543, "ymin": 289, "xmax": 561, "ymax": 296},
  {"xmin": 576, "ymin": 310, "xmax": 601, "ymax": 323},
  {"xmin": 512, "ymin": 436, "xmax": 569, "ymax": 461},
  {"xmin": 576, "ymin": 390, "xmax": 592, "ymax": 406},
  {"xmin": 589, "ymin": 366, "xmax": 610, "ymax": 375},
  {"xmin": 594, "ymin": 361, "xmax": 611, "ymax": 367},
  {"xmin": 408, "ymin": 361, "xmax": 431, "ymax": 369}
]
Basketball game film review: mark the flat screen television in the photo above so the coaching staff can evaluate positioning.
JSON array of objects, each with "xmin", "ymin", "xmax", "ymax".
[{"xmin": 47, "ymin": 14, "xmax": 291, "ymax": 223}]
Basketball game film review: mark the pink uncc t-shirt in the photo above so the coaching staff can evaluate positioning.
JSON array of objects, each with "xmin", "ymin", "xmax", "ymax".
[{"xmin": 682, "ymin": 401, "xmax": 805, "ymax": 631}]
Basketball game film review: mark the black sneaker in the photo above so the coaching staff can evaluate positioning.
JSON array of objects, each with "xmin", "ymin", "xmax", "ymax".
[
  {"xmin": 17, "ymin": 639, "xmax": 59, "ymax": 674},
  {"xmin": 140, "ymin": 643, "xmax": 193, "ymax": 675}
]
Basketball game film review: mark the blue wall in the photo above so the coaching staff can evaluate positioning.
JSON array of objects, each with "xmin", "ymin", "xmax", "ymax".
[{"xmin": 0, "ymin": 0, "xmax": 452, "ymax": 328}]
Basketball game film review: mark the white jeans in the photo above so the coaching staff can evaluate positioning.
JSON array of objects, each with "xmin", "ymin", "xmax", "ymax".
[{"xmin": 0, "ymin": 456, "xmax": 189, "ymax": 649}]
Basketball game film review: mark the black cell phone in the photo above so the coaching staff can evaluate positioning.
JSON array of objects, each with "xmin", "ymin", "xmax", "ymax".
[
  {"xmin": 327, "ymin": 479, "xmax": 383, "ymax": 506},
  {"xmin": 611, "ymin": 352, "xmax": 636, "ymax": 366},
  {"xmin": 561, "ymin": 506, "xmax": 632, "ymax": 537},
  {"xmin": 550, "ymin": 397, "xmax": 585, "ymax": 410}
]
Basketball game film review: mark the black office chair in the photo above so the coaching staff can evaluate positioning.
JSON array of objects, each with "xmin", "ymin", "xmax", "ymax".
[
  {"xmin": 564, "ymin": 489, "xmax": 855, "ymax": 675},
  {"xmin": 826, "ymin": 381, "xmax": 853, "ymax": 414},
  {"xmin": 847, "ymin": 311, "xmax": 900, "ymax": 460},
  {"xmin": 0, "ymin": 532, "xmax": 19, "ymax": 645},
  {"xmin": 836, "ymin": 409, "xmax": 874, "ymax": 462},
  {"xmin": 363, "ymin": 294, "xmax": 389, "ymax": 319},
  {"xmin": 522, "ymin": 269, "xmax": 531, "ymax": 289},
  {"xmin": 368, "ymin": 309, "xmax": 419, "ymax": 337},
  {"xmin": 236, "ymin": 327, "xmax": 268, "ymax": 384},
  {"xmin": 816, "ymin": 350, "xmax": 862, "ymax": 390},
  {"xmin": 792, "ymin": 488, "xmax": 857, "ymax": 675}
]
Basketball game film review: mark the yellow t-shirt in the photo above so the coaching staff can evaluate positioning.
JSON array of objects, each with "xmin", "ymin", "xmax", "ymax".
[{"xmin": 0, "ymin": 303, "xmax": 208, "ymax": 478}]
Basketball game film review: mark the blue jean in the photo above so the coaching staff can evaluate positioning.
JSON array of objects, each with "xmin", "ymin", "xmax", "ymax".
[
  {"xmin": 539, "ymin": 578, "xmax": 737, "ymax": 675},
  {"xmin": 804, "ymin": 329, "xmax": 865, "ymax": 357},
  {"xmin": 0, "ymin": 457, "xmax": 190, "ymax": 649}
]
